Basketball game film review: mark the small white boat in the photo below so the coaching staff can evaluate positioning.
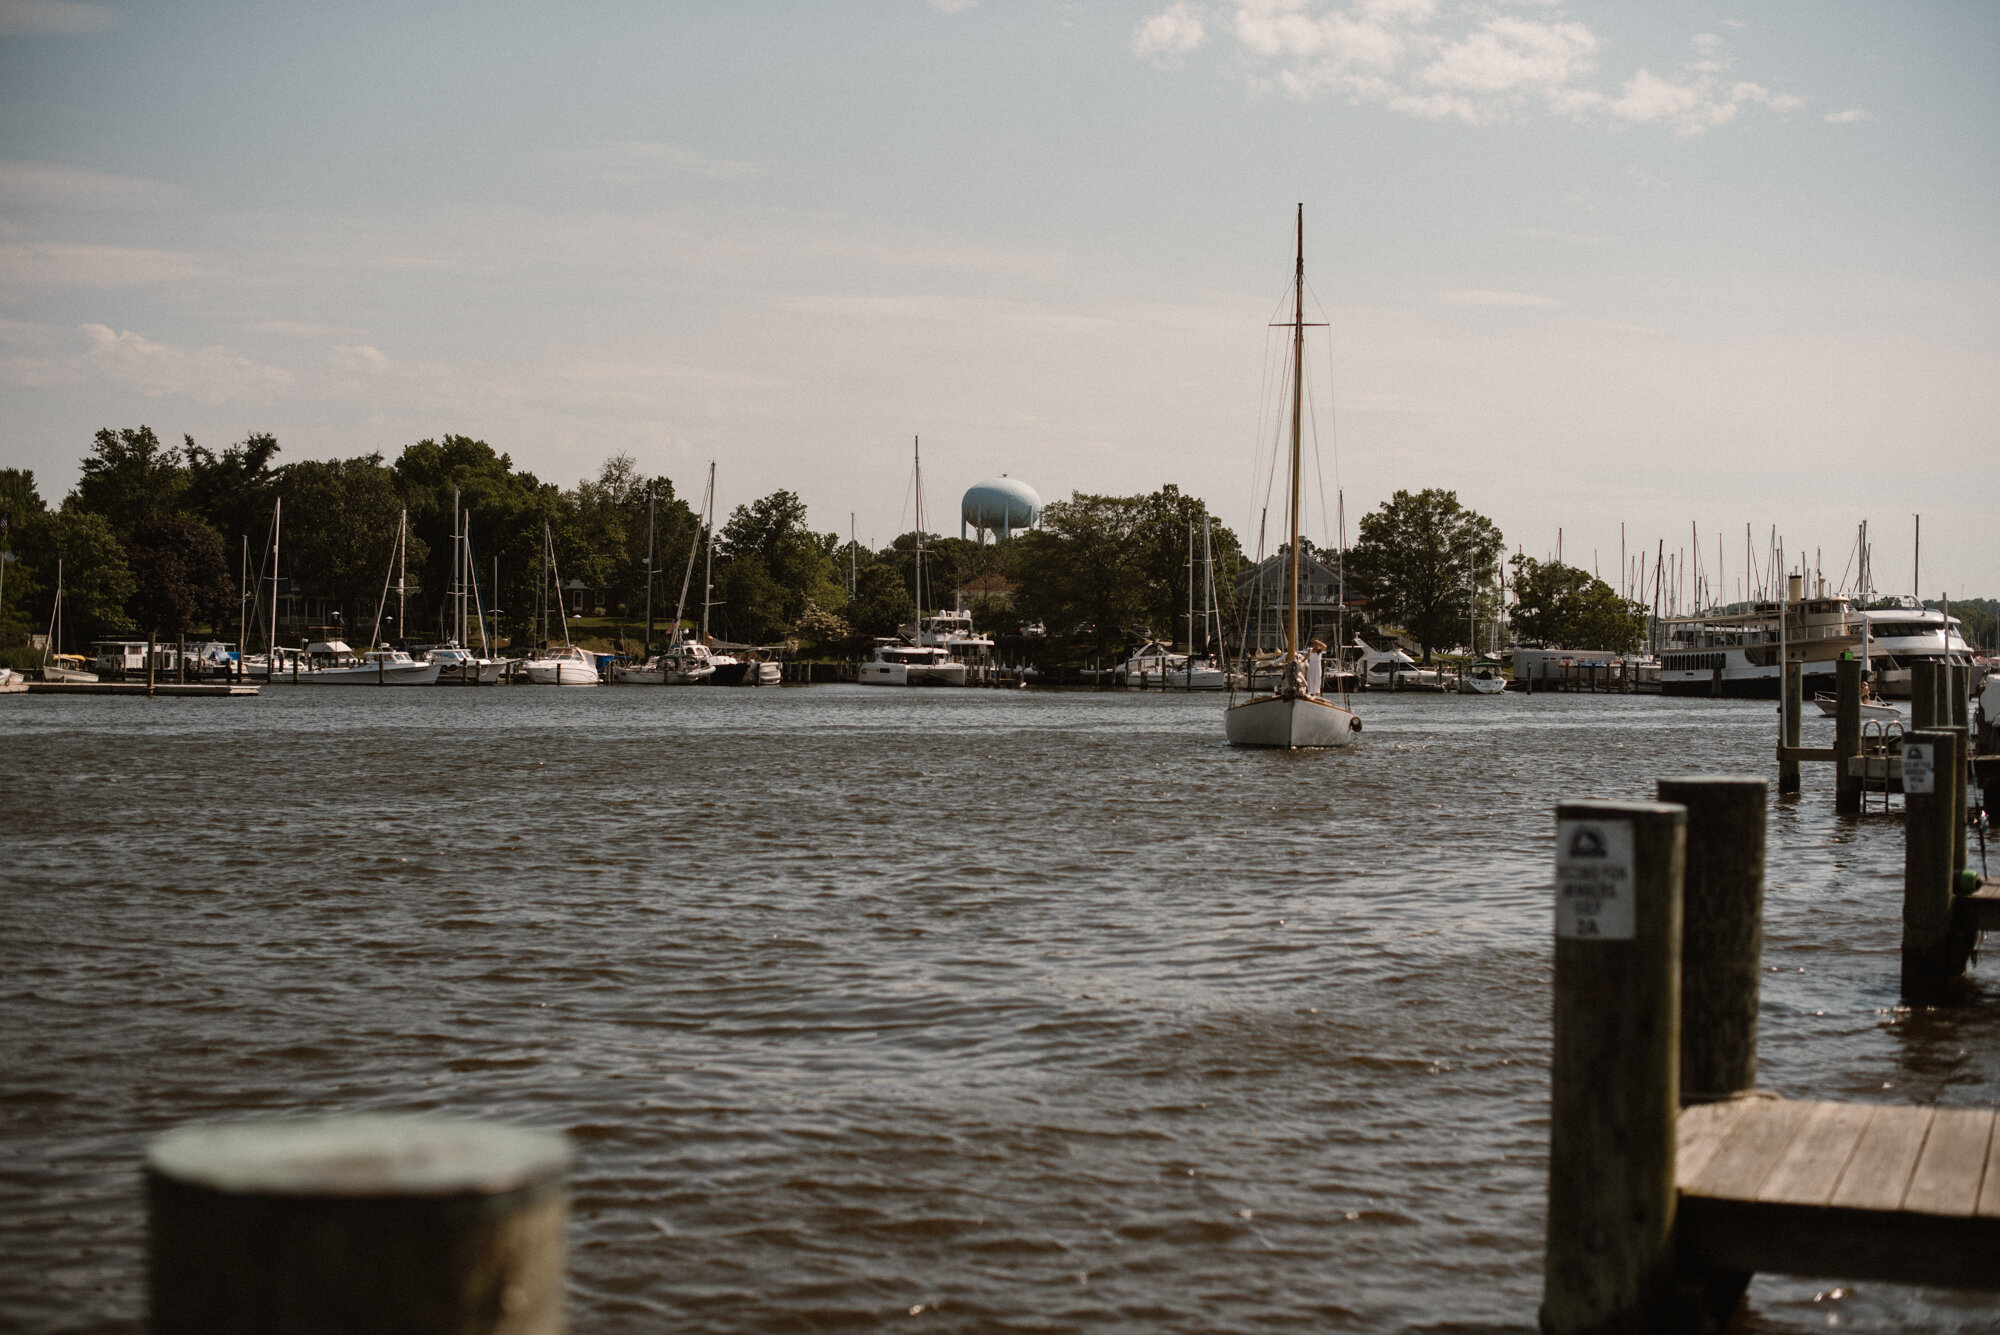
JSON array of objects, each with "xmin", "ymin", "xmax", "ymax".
[
  {"xmin": 426, "ymin": 644, "xmax": 509, "ymax": 684},
  {"xmin": 1813, "ymin": 692, "xmax": 1900, "ymax": 722},
  {"xmin": 42, "ymin": 653, "xmax": 99, "ymax": 684},
  {"xmin": 1458, "ymin": 663, "xmax": 1508, "ymax": 695},
  {"xmin": 285, "ymin": 645, "xmax": 443, "ymax": 685},
  {"xmin": 1356, "ymin": 637, "xmax": 1447, "ymax": 691},
  {"xmin": 736, "ymin": 659, "xmax": 782, "ymax": 687},
  {"xmin": 523, "ymin": 645, "xmax": 601, "ymax": 686},
  {"xmin": 858, "ymin": 642, "xmax": 967, "ymax": 686}
]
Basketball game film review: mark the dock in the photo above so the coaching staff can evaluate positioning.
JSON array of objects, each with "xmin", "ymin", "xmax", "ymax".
[
  {"xmin": 1677, "ymin": 1098, "xmax": 2000, "ymax": 1291},
  {"xmin": 25, "ymin": 681, "xmax": 259, "ymax": 697}
]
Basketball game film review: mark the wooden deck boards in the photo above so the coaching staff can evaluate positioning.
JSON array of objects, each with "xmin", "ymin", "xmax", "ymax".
[{"xmin": 1676, "ymin": 1098, "xmax": 2000, "ymax": 1290}]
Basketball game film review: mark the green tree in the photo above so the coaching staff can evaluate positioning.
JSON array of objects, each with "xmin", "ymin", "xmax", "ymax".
[
  {"xmin": 1508, "ymin": 556, "xmax": 1647, "ymax": 652},
  {"xmin": 128, "ymin": 516, "xmax": 231, "ymax": 636},
  {"xmin": 1129, "ymin": 485, "xmax": 1243, "ymax": 647},
  {"xmin": 714, "ymin": 491, "xmax": 843, "ymax": 643},
  {"xmin": 21, "ymin": 505, "xmax": 137, "ymax": 647},
  {"xmin": 74, "ymin": 426, "xmax": 190, "ymax": 544},
  {"xmin": 0, "ymin": 469, "xmax": 47, "ymax": 647},
  {"xmin": 1345, "ymin": 488, "xmax": 1504, "ymax": 661},
  {"xmin": 185, "ymin": 432, "xmax": 282, "ymax": 555},
  {"xmin": 847, "ymin": 561, "xmax": 914, "ymax": 637},
  {"xmin": 1010, "ymin": 493, "xmax": 1151, "ymax": 652},
  {"xmin": 390, "ymin": 435, "xmax": 564, "ymax": 645},
  {"xmin": 283, "ymin": 455, "xmax": 425, "ymax": 639},
  {"xmin": 567, "ymin": 454, "xmax": 699, "ymax": 632}
]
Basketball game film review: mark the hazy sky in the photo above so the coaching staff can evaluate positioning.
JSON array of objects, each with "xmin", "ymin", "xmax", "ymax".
[{"xmin": 2, "ymin": 1, "xmax": 1994, "ymax": 597}]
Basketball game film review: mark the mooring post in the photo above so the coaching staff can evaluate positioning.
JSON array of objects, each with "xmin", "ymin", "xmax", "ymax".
[
  {"xmin": 1710, "ymin": 665, "xmax": 1722, "ymax": 698},
  {"xmin": 1910, "ymin": 660, "xmax": 1941, "ymax": 730},
  {"xmin": 1944, "ymin": 724, "xmax": 1969, "ymax": 881},
  {"xmin": 147, "ymin": 1114, "xmax": 570, "ymax": 1335},
  {"xmin": 1834, "ymin": 657, "xmax": 1863, "ymax": 815},
  {"xmin": 147, "ymin": 633, "xmax": 157, "ymax": 697},
  {"xmin": 1542, "ymin": 799, "xmax": 1687, "ymax": 1334},
  {"xmin": 1949, "ymin": 663, "xmax": 1970, "ymax": 730},
  {"xmin": 1779, "ymin": 662, "xmax": 1802, "ymax": 794},
  {"xmin": 1659, "ymin": 777, "xmax": 1764, "ymax": 1104},
  {"xmin": 1901, "ymin": 728, "xmax": 1959, "ymax": 999}
]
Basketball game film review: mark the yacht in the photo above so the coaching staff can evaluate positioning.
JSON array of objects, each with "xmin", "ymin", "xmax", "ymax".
[
  {"xmin": 268, "ymin": 642, "xmax": 442, "ymax": 685},
  {"xmin": 1658, "ymin": 580, "xmax": 1860, "ymax": 697},
  {"xmin": 1355, "ymin": 638, "xmax": 1447, "ymax": 691},
  {"xmin": 1116, "ymin": 640, "xmax": 1230, "ymax": 690},
  {"xmin": 1853, "ymin": 598, "xmax": 1978, "ymax": 698},
  {"xmin": 425, "ymin": 644, "xmax": 510, "ymax": 684},
  {"xmin": 858, "ymin": 641, "xmax": 967, "ymax": 686},
  {"xmin": 522, "ymin": 645, "xmax": 601, "ymax": 686},
  {"xmin": 1457, "ymin": 661, "xmax": 1509, "ymax": 695}
]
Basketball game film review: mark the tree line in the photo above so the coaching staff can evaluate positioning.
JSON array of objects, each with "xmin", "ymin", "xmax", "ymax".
[{"xmin": 0, "ymin": 426, "xmax": 1650, "ymax": 666}]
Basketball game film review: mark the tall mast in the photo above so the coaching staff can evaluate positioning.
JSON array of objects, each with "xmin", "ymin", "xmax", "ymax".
[
  {"xmin": 1186, "ymin": 516, "xmax": 1194, "ymax": 655},
  {"xmin": 700, "ymin": 467, "xmax": 716, "ymax": 642},
  {"xmin": 270, "ymin": 498, "xmax": 281, "ymax": 656},
  {"xmin": 671, "ymin": 462, "xmax": 709, "ymax": 647},
  {"xmin": 1286, "ymin": 203, "xmax": 1305, "ymax": 667},
  {"xmin": 642, "ymin": 484, "xmax": 657, "ymax": 655},
  {"xmin": 397, "ymin": 509, "xmax": 407, "ymax": 645},
  {"xmin": 913, "ymin": 436, "xmax": 925, "ymax": 627},
  {"xmin": 238, "ymin": 537, "xmax": 248, "ymax": 656}
]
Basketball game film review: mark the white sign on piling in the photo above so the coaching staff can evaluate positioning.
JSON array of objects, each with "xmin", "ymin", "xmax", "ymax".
[
  {"xmin": 1556, "ymin": 819, "xmax": 1636, "ymax": 940},
  {"xmin": 1902, "ymin": 742, "xmax": 1935, "ymax": 794}
]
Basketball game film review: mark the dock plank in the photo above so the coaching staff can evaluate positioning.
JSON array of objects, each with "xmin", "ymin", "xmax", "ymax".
[
  {"xmin": 1681, "ymin": 1098, "xmax": 1811, "ymax": 1200},
  {"xmin": 1829, "ymin": 1105, "xmax": 1935, "ymax": 1211},
  {"xmin": 1676, "ymin": 1098, "xmax": 1757, "ymax": 1185},
  {"xmin": 1902, "ymin": 1108, "xmax": 1995, "ymax": 1217},
  {"xmin": 1755, "ymin": 1101, "xmax": 1874, "ymax": 1207},
  {"xmin": 1982, "ymin": 1119, "xmax": 2000, "ymax": 1219}
]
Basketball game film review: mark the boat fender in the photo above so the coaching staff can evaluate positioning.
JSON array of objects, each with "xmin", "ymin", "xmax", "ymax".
[{"xmin": 1349, "ymin": 716, "xmax": 1362, "ymax": 732}]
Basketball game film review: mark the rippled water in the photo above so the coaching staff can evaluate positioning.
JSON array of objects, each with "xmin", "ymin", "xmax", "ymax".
[{"xmin": 2, "ymin": 685, "xmax": 1995, "ymax": 1332}]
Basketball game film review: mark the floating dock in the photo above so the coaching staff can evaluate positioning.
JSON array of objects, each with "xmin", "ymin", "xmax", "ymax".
[{"xmin": 25, "ymin": 682, "xmax": 259, "ymax": 697}]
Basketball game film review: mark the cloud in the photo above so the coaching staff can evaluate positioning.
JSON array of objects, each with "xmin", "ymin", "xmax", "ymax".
[
  {"xmin": 553, "ymin": 140, "xmax": 760, "ymax": 184},
  {"xmin": 0, "ymin": 0, "xmax": 113, "ymax": 35},
  {"xmin": 1824, "ymin": 107, "xmax": 1873, "ymax": 124},
  {"xmin": 0, "ymin": 241, "xmax": 204, "ymax": 288},
  {"xmin": 1132, "ymin": 2, "xmax": 1208, "ymax": 70},
  {"xmin": 0, "ymin": 160, "xmax": 191, "ymax": 209},
  {"xmin": 926, "ymin": 0, "xmax": 979, "ymax": 10},
  {"xmin": 79, "ymin": 324, "xmax": 292, "ymax": 402},
  {"xmin": 1434, "ymin": 289, "xmax": 1560, "ymax": 307},
  {"xmin": 1134, "ymin": 3, "xmax": 1804, "ymax": 134}
]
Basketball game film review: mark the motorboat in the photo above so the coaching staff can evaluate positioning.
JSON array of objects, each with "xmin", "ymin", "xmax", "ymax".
[
  {"xmin": 1355, "ymin": 637, "xmax": 1447, "ymax": 691},
  {"xmin": 1224, "ymin": 207, "xmax": 1360, "ymax": 750},
  {"xmin": 522, "ymin": 645, "xmax": 601, "ymax": 686},
  {"xmin": 1657, "ymin": 582, "xmax": 1861, "ymax": 698},
  {"xmin": 280, "ymin": 644, "xmax": 443, "ymax": 685},
  {"xmin": 1813, "ymin": 692, "xmax": 1900, "ymax": 722},
  {"xmin": 859, "ymin": 642, "xmax": 967, "ymax": 686},
  {"xmin": 734, "ymin": 658, "xmax": 782, "ymax": 687},
  {"xmin": 426, "ymin": 644, "xmax": 509, "ymax": 684},
  {"xmin": 1458, "ymin": 662, "xmax": 1509, "ymax": 695}
]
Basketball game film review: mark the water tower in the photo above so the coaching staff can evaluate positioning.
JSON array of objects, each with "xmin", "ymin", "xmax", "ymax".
[{"xmin": 961, "ymin": 476, "xmax": 1041, "ymax": 543}]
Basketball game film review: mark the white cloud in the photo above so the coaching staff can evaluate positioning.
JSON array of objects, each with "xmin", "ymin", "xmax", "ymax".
[
  {"xmin": 0, "ymin": 160, "xmax": 191, "ymax": 209},
  {"xmin": 1434, "ymin": 289, "xmax": 1560, "ymax": 307},
  {"xmin": 1135, "ymin": 3, "xmax": 1804, "ymax": 134},
  {"xmin": 1824, "ymin": 107, "xmax": 1873, "ymax": 124},
  {"xmin": 1132, "ymin": 3, "xmax": 1208, "ymax": 70},
  {"xmin": 0, "ymin": 0, "xmax": 113, "ymax": 35},
  {"xmin": 0, "ymin": 241, "xmax": 204, "ymax": 288},
  {"xmin": 553, "ymin": 140, "xmax": 760, "ymax": 183},
  {"xmin": 78, "ymin": 324, "xmax": 293, "ymax": 402},
  {"xmin": 332, "ymin": 344, "xmax": 391, "ymax": 373},
  {"xmin": 925, "ymin": 0, "xmax": 979, "ymax": 12}
]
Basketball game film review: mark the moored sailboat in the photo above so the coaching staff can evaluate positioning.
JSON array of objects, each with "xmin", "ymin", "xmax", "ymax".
[{"xmin": 1224, "ymin": 207, "xmax": 1360, "ymax": 750}]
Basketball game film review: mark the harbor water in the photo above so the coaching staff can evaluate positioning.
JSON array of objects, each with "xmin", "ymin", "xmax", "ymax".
[{"xmin": 2, "ymin": 686, "xmax": 1995, "ymax": 1332}]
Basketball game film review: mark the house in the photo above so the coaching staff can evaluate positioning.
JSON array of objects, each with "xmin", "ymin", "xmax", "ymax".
[{"xmin": 1233, "ymin": 552, "xmax": 1361, "ymax": 652}]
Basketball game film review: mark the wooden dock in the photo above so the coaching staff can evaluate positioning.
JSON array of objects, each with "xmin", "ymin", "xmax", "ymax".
[
  {"xmin": 1677, "ymin": 1097, "xmax": 2000, "ymax": 1291},
  {"xmin": 25, "ymin": 681, "xmax": 259, "ymax": 697}
]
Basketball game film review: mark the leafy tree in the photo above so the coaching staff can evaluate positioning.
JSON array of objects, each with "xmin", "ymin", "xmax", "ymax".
[
  {"xmin": 128, "ymin": 516, "xmax": 231, "ymax": 636},
  {"xmin": 283, "ymin": 455, "xmax": 426, "ymax": 639},
  {"xmin": 713, "ymin": 491, "xmax": 843, "ymax": 643},
  {"xmin": 847, "ymin": 562, "xmax": 913, "ymax": 637},
  {"xmin": 22, "ymin": 505, "xmax": 137, "ymax": 646},
  {"xmin": 1345, "ymin": 488, "xmax": 1504, "ymax": 661},
  {"xmin": 185, "ymin": 433, "xmax": 282, "ymax": 554},
  {"xmin": 390, "ymin": 436, "xmax": 566, "ymax": 645},
  {"xmin": 1129, "ymin": 485, "xmax": 1243, "ymax": 646},
  {"xmin": 0, "ymin": 469, "xmax": 47, "ymax": 646},
  {"xmin": 1508, "ymin": 556, "xmax": 1647, "ymax": 652},
  {"xmin": 1010, "ymin": 493, "xmax": 1151, "ymax": 652},
  {"xmin": 567, "ymin": 454, "xmax": 699, "ymax": 632},
  {"xmin": 74, "ymin": 426, "xmax": 190, "ymax": 544}
]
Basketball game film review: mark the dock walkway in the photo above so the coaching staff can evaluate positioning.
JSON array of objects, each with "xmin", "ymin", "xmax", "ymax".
[
  {"xmin": 25, "ymin": 681, "xmax": 259, "ymax": 696},
  {"xmin": 1676, "ymin": 1097, "xmax": 2000, "ymax": 1291}
]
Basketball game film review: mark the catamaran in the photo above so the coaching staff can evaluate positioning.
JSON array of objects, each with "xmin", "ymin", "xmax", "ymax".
[{"xmin": 1224, "ymin": 207, "xmax": 1361, "ymax": 749}]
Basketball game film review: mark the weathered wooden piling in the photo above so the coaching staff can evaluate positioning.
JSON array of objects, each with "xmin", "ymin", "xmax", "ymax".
[
  {"xmin": 1900, "ymin": 728, "xmax": 1962, "ymax": 999},
  {"xmin": 1542, "ymin": 799, "xmax": 1687, "ymax": 1334},
  {"xmin": 1909, "ymin": 660, "xmax": 1942, "ymax": 729},
  {"xmin": 1660, "ymin": 777, "xmax": 1765, "ymax": 1105},
  {"xmin": 147, "ymin": 1115, "xmax": 570, "ymax": 1335},
  {"xmin": 1833, "ymin": 657, "xmax": 1863, "ymax": 815},
  {"xmin": 147, "ymin": 633, "xmax": 157, "ymax": 697},
  {"xmin": 1779, "ymin": 663, "xmax": 1803, "ymax": 795}
]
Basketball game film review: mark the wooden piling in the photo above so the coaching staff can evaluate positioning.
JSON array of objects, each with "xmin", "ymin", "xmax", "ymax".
[
  {"xmin": 1910, "ymin": 660, "xmax": 1942, "ymax": 729},
  {"xmin": 1834, "ymin": 657, "xmax": 1863, "ymax": 815},
  {"xmin": 1542, "ymin": 799, "xmax": 1687, "ymax": 1334},
  {"xmin": 147, "ymin": 634, "xmax": 157, "ymax": 697},
  {"xmin": 147, "ymin": 1114, "xmax": 569, "ymax": 1335},
  {"xmin": 1901, "ymin": 728, "xmax": 1960, "ymax": 1000},
  {"xmin": 1779, "ymin": 663, "xmax": 1802, "ymax": 795},
  {"xmin": 1659, "ymin": 777, "xmax": 1764, "ymax": 1105}
]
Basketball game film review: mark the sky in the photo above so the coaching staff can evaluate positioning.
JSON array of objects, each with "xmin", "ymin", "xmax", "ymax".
[{"xmin": 2, "ymin": 0, "xmax": 1994, "ymax": 598}]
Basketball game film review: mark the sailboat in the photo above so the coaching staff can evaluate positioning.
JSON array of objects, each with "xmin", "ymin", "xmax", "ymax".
[
  {"xmin": 522, "ymin": 523, "xmax": 601, "ymax": 685},
  {"xmin": 1224, "ymin": 207, "xmax": 1362, "ymax": 750},
  {"xmin": 40, "ymin": 560, "xmax": 100, "ymax": 682}
]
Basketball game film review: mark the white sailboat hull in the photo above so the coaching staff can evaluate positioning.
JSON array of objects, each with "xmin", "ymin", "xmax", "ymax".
[
  {"xmin": 280, "ymin": 662, "xmax": 443, "ymax": 685},
  {"xmin": 1224, "ymin": 693, "xmax": 1360, "ymax": 749},
  {"xmin": 525, "ymin": 659, "xmax": 601, "ymax": 686}
]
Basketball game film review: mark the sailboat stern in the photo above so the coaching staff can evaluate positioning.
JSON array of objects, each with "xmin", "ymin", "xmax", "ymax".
[{"xmin": 1224, "ymin": 693, "xmax": 1360, "ymax": 749}]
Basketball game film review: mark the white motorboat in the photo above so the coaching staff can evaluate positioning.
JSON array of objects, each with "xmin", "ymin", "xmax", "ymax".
[
  {"xmin": 859, "ymin": 642, "xmax": 967, "ymax": 686},
  {"xmin": 523, "ymin": 645, "xmax": 601, "ymax": 686},
  {"xmin": 1355, "ymin": 637, "xmax": 1447, "ymax": 691},
  {"xmin": 427, "ymin": 644, "xmax": 509, "ymax": 684},
  {"xmin": 1458, "ymin": 662, "xmax": 1509, "ymax": 695},
  {"xmin": 1224, "ymin": 207, "xmax": 1360, "ymax": 750},
  {"xmin": 735, "ymin": 658, "xmax": 782, "ymax": 687},
  {"xmin": 283, "ymin": 644, "xmax": 443, "ymax": 685},
  {"xmin": 1813, "ymin": 692, "xmax": 1900, "ymax": 722}
]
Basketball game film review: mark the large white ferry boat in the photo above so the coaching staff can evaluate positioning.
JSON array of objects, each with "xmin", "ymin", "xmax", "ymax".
[{"xmin": 1657, "ymin": 578, "xmax": 1860, "ymax": 698}]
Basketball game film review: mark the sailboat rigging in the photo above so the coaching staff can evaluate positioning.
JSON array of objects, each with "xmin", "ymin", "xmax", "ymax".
[{"xmin": 1223, "ymin": 206, "xmax": 1362, "ymax": 749}]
